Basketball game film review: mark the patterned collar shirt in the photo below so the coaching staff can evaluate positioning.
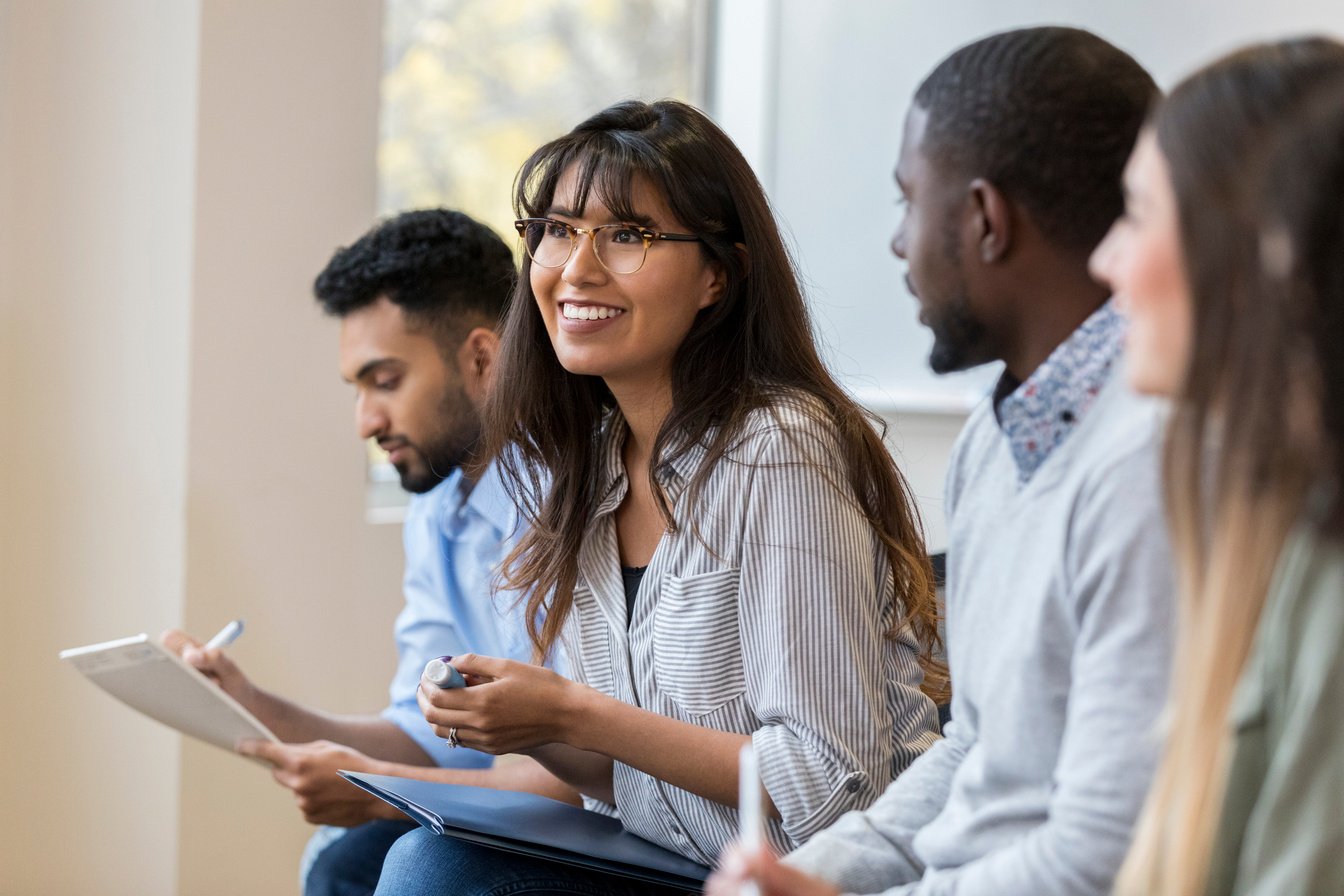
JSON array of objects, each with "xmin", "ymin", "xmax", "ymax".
[
  {"xmin": 993, "ymin": 301, "xmax": 1124, "ymax": 484},
  {"xmin": 562, "ymin": 394, "xmax": 941, "ymax": 867}
]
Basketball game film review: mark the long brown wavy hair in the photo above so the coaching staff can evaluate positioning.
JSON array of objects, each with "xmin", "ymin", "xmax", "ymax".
[
  {"xmin": 1116, "ymin": 39, "xmax": 1344, "ymax": 896},
  {"xmin": 479, "ymin": 99, "xmax": 947, "ymax": 701}
]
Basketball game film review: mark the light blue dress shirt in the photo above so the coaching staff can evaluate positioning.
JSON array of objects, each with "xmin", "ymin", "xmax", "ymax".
[
  {"xmin": 301, "ymin": 459, "xmax": 557, "ymax": 888},
  {"xmin": 379, "ymin": 458, "xmax": 549, "ymax": 767}
]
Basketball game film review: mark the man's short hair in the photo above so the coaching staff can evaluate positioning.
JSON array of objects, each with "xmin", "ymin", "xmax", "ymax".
[
  {"xmin": 914, "ymin": 26, "xmax": 1158, "ymax": 255},
  {"xmin": 313, "ymin": 208, "xmax": 516, "ymax": 347}
]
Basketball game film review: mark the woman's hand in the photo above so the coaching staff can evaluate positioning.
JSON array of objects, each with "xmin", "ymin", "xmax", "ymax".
[
  {"xmin": 705, "ymin": 844, "xmax": 841, "ymax": 896},
  {"xmin": 417, "ymin": 654, "xmax": 594, "ymax": 754}
]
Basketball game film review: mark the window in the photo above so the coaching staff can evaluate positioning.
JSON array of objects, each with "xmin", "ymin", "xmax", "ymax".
[
  {"xmin": 369, "ymin": 0, "xmax": 709, "ymax": 518},
  {"xmin": 380, "ymin": 0, "xmax": 709, "ymax": 234}
]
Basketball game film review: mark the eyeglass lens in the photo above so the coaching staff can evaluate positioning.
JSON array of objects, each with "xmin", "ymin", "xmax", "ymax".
[{"xmin": 522, "ymin": 221, "xmax": 648, "ymax": 274}]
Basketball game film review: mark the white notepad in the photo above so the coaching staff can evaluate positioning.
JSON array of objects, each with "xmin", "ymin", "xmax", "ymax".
[{"xmin": 60, "ymin": 633, "xmax": 278, "ymax": 754}]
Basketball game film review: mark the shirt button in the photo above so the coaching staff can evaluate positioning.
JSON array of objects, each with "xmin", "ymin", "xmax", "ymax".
[{"xmin": 844, "ymin": 778, "xmax": 861, "ymax": 793}]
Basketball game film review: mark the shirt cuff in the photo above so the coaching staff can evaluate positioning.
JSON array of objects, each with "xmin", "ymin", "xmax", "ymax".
[
  {"xmin": 754, "ymin": 725, "xmax": 870, "ymax": 845},
  {"xmin": 381, "ymin": 704, "xmax": 494, "ymax": 769},
  {"xmin": 582, "ymin": 795, "xmax": 620, "ymax": 819}
]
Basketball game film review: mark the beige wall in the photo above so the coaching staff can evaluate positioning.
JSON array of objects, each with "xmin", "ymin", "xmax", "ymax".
[
  {"xmin": 0, "ymin": 2, "xmax": 404, "ymax": 894},
  {"xmin": 176, "ymin": 3, "xmax": 401, "ymax": 894},
  {"xmin": 0, "ymin": 2, "xmax": 198, "ymax": 893}
]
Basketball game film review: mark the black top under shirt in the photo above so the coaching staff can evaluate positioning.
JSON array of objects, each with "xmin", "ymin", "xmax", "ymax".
[{"xmin": 621, "ymin": 565, "xmax": 647, "ymax": 624}]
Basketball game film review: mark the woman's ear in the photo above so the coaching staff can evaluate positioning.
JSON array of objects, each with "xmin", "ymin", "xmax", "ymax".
[
  {"xmin": 457, "ymin": 326, "xmax": 501, "ymax": 408},
  {"xmin": 698, "ymin": 262, "xmax": 728, "ymax": 309},
  {"xmin": 698, "ymin": 244, "xmax": 746, "ymax": 310}
]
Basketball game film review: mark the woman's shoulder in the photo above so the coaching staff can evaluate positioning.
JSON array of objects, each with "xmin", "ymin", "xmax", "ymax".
[
  {"xmin": 1270, "ymin": 523, "xmax": 1344, "ymax": 612},
  {"xmin": 730, "ymin": 389, "xmax": 846, "ymax": 456},
  {"xmin": 1261, "ymin": 523, "xmax": 1344, "ymax": 684}
]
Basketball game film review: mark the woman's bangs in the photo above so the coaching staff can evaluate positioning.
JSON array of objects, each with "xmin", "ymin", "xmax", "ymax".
[{"xmin": 521, "ymin": 135, "xmax": 657, "ymax": 224}]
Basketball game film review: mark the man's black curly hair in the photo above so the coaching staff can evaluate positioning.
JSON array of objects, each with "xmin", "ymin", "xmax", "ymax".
[
  {"xmin": 313, "ymin": 208, "xmax": 516, "ymax": 348},
  {"xmin": 914, "ymin": 26, "xmax": 1159, "ymax": 256}
]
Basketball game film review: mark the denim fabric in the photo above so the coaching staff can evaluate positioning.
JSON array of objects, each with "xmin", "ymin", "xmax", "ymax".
[
  {"xmin": 372, "ymin": 828, "xmax": 693, "ymax": 896},
  {"xmin": 304, "ymin": 820, "xmax": 417, "ymax": 896},
  {"xmin": 300, "ymin": 825, "xmax": 347, "ymax": 889}
]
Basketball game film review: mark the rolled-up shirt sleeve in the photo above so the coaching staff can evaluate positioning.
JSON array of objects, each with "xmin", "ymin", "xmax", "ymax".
[
  {"xmin": 786, "ymin": 719, "xmax": 971, "ymax": 891},
  {"xmin": 739, "ymin": 416, "xmax": 941, "ymax": 844}
]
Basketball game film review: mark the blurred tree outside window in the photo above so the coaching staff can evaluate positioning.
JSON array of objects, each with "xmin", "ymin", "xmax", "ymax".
[{"xmin": 369, "ymin": 0, "xmax": 709, "ymax": 518}]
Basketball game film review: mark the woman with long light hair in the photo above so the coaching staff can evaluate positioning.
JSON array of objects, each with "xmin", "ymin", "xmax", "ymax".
[
  {"xmin": 373, "ymin": 98, "xmax": 945, "ymax": 895},
  {"xmin": 1089, "ymin": 38, "xmax": 1344, "ymax": 895}
]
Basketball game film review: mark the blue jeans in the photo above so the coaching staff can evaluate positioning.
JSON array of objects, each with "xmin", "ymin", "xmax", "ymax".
[
  {"xmin": 372, "ymin": 827, "xmax": 693, "ymax": 896},
  {"xmin": 304, "ymin": 820, "xmax": 419, "ymax": 896}
]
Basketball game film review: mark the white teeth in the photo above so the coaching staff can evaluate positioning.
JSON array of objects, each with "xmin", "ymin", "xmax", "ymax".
[{"xmin": 562, "ymin": 303, "xmax": 624, "ymax": 321}]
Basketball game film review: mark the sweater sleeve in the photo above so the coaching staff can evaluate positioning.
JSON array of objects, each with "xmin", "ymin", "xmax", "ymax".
[{"xmin": 784, "ymin": 717, "xmax": 970, "ymax": 891}]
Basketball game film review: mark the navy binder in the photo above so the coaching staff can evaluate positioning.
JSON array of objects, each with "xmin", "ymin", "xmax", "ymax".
[{"xmin": 339, "ymin": 771, "xmax": 710, "ymax": 888}]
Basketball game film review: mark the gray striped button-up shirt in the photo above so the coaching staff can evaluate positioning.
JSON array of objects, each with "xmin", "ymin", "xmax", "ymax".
[{"xmin": 565, "ymin": 394, "xmax": 941, "ymax": 866}]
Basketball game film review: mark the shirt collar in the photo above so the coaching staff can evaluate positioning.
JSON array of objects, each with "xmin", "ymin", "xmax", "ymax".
[
  {"xmin": 593, "ymin": 411, "xmax": 709, "ymax": 517},
  {"xmin": 594, "ymin": 414, "xmax": 628, "ymax": 516},
  {"xmin": 993, "ymin": 301, "xmax": 1124, "ymax": 483},
  {"xmin": 436, "ymin": 457, "xmax": 517, "ymax": 538}
]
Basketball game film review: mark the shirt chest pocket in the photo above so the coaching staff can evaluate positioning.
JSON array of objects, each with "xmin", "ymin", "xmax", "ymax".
[{"xmin": 651, "ymin": 567, "xmax": 746, "ymax": 717}]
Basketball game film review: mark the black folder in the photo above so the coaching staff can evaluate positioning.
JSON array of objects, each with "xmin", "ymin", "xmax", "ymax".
[{"xmin": 339, "ymin": 771, "xmax": 710, "ymax": 888}]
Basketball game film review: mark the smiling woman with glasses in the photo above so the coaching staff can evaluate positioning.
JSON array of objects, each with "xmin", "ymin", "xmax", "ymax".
[{"xmin": 374, "ymin": 98, "xmax": 947, "ymax": 896}]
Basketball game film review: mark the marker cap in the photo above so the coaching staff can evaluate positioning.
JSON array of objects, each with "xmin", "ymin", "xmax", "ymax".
[{"xmin": 423, "ymin": 656, "xmax": 465, "ymax": 689}]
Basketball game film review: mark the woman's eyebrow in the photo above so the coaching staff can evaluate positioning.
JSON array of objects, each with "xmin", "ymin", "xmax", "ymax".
[{"xmin": 545, "ymin": 205, "xmax": 657, "ymax": 227}]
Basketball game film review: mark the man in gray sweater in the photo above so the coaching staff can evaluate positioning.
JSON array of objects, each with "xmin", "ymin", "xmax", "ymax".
[{"xmin": 709, "ymin": 26, "xmax": 1174, "ymax": 896}]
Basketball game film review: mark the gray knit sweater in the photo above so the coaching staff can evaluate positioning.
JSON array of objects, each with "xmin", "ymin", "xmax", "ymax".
[{"xmin": 787, "ymin": 372, "xmax": 1176, "ymax": 895}]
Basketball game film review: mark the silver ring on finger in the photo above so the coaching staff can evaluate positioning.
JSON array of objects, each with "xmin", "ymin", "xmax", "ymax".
[{"xmin": 445, "ymin": 726, "xmax": 460, "ymax": 749}]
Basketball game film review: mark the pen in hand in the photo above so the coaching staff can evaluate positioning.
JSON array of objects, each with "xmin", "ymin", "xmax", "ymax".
[{"xmin": 204, "ymin": 619, "xmax": 245, "ymax": 650}]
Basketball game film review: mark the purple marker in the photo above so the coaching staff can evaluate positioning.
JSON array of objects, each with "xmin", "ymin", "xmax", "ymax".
[{"xmin": 423, "ymin": 655, "xmax": 466, "ymax": 689}]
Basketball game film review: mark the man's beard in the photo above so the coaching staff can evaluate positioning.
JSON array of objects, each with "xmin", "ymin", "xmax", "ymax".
[
  {"xmin": 925, "ymin": 222, "xmax": 991, "ymax": 375},
  {"xmin": 394, "ymin": 386, "xmax": 481, "ymax": 494},
  {"xmin": 926, "ymin": 293, "xmax": 991, "ymax": 374}
]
